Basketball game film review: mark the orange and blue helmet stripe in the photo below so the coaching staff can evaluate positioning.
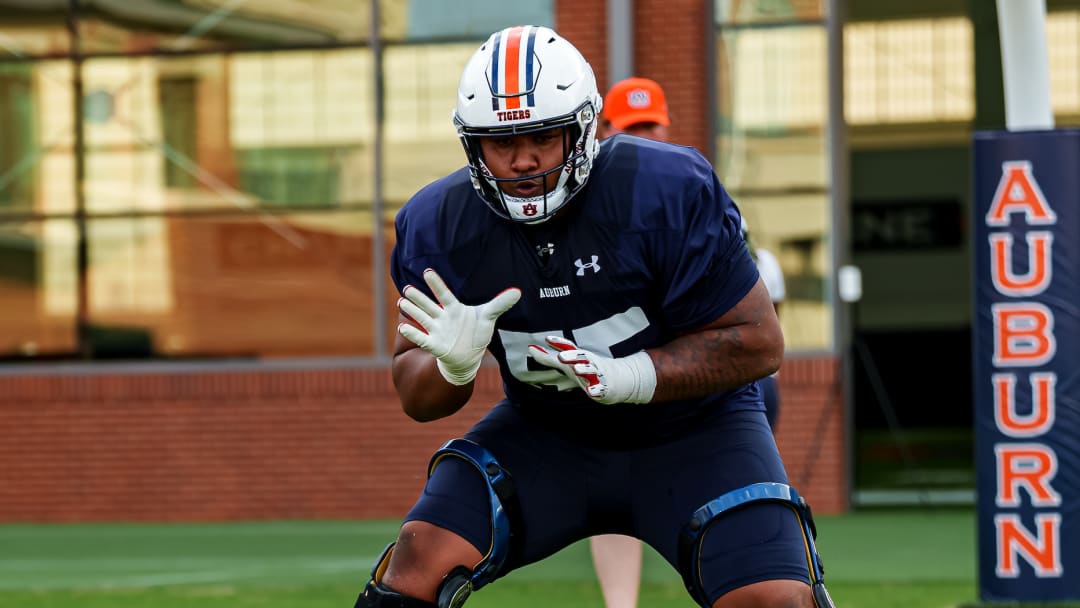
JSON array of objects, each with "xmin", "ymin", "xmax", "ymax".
[{"xmin": 490, "ymin": 25, "xmax": 539, "ymax": 111}]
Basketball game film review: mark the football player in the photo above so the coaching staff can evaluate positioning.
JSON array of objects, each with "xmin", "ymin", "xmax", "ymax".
[{"xmin": 353, "ymin": 25, "xmax": 834, "ymax": 608}]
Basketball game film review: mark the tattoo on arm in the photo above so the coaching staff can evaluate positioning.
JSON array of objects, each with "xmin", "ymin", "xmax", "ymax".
[
  {"xmin": 648, "ymin": 285, "xmax": 782, "ymax": 402},
  {"xmin": 649, "ymin": 326, "xmax": 762, "ymax": 401}
]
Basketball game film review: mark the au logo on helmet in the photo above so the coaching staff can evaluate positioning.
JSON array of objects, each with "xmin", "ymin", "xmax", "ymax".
[{"xmin": 489, "ymin": 25, "xmax": 540, "ymax": 117}]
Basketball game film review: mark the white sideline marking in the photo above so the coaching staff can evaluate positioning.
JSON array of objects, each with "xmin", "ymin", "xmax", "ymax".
[{"xmin": 0, "ymin": 556, "xmax": 372, "ymax": 590}]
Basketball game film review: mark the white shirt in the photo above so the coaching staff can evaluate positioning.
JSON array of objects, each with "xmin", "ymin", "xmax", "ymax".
[{"xmin": 756, "ymin": 248, "xmax": 785, "ymax": 303}]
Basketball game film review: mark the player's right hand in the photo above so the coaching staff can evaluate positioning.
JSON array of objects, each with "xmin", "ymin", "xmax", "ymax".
[
  {"xmin": 528, "ymin": 336, "xmax": 656, "ymax": 404},
  {"xmin": 397, "ymin": 269, "xmax": 521, "ymax": 386}
]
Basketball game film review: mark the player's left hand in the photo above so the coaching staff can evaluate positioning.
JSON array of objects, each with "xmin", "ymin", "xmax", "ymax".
[{"xmin": 528, "ymin": 336, "xmax": 656, "ymax": 405}]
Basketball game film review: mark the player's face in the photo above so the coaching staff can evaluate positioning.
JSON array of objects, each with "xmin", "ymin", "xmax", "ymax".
[{"xmin": 478, "ymin": 127, "xmax": 568, "ymax": 198}]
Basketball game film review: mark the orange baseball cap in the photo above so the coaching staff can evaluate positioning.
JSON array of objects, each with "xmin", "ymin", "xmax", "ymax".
[{"xmin": 602, "ymin": 77, "xmax": 671, "ymax": 129}]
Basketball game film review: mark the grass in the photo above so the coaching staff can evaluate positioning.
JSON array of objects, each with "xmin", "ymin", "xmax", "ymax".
[{"xmin": 0, "ymin": 509, "xmax": 984, "ymax": 607}]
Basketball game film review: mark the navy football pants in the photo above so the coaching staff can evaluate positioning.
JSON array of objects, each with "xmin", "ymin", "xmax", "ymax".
[{"xmin": 405, "ymin": 403, "xmax": 811, "ymax": 604}]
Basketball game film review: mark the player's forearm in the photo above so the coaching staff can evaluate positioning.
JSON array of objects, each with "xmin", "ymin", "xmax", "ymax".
[
  {"xmin": 647, "ymin": 323, "xmax": 783, "ymax": 402},
  {"xmin": 392, "ymin": 348, "xmax": 474, "ymax": 421}
]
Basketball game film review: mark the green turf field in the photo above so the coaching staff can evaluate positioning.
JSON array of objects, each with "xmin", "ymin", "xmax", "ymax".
[{"xmin": 0, "ymin": 509, "xmax": 981, "ymax": 607}]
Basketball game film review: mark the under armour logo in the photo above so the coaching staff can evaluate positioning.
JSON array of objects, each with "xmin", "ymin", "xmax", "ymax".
[{"xmin": 575, "ymin": 255, "xmax": 601, "ymax": 276}]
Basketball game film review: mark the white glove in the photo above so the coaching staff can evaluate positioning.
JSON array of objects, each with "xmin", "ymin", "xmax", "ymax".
[
  {"xmin": 528, "ymin": 336, "xmax": 656, "ymax": 404},
  {"xmin": 397, "ymin": 269, "xmax": 521, "ymax": 386}
]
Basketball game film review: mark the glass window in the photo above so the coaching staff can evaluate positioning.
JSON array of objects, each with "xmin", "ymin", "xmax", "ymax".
[
  {"xmin": 0, "ymin": 220, "xmax": 78, "ymax": 359},
  {"xmin": 404, "ymin": 0, "xmax": 554, "ymax": 40},
  {"xmin": 0, "ymin": 1, "xmax": 560, "ymax": 363},
  {"xmin": 232, "ymin": 49, "xmax": 374, "ymax": 207},
  {"xmin": 85, "ymin": 211, "xmax": 391, "ymax": 359},
  {"xmin": 383, "ymin": 43, "xmax": 475, "ymax": 208},
  {"xmin": 76, "ymin": 0, "xmax": 371, "ymax": 55},
  {"xmin": 1048, "ymin": 10, "xmax": 1080, "ymax": 119},
  {"xmin": 0, "ymin": 9, "xmax": 71, "ymax": 58},
  {"xmin": 74, "ymin": 51, "xmax": 375, "ymax": 216},
  {"xmin": 844, "ymin": 17, "xmax": 974, "ymax": 125},
  {"xmin": 715, "ymin": 21, "xmax": 832, "ymax": 351},
  {"xmin": 715, "ymin": 0, "xmax": 825, "ymax": 25},
  {"xmin": 841, "ymin": 11, "xmax": 1080, "ymax": 135},
  {"xmin": 0, "ymin": 62, "xmax": 40, "ymax": 214}
]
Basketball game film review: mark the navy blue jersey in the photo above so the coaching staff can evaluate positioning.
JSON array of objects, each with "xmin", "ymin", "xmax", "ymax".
[{"xmin": 390, "ymin": 135, "xmax": 762, "ymax": 446}]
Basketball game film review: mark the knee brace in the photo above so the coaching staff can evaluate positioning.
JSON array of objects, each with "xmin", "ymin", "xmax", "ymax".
[
  {"xmin": 427, "ymin": 438, "xmax": 521, "ymax": 590},
  {"xmin": 356, "ymin": 439, "xmax": 520, "ymax": 608},
  {"xmin": 677, "ymin": 482, "xmax": 836, "ymax": 608}
]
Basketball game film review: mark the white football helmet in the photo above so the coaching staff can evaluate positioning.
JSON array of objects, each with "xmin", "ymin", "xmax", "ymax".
[{"xmin": 453, "ymin": 25, "xmax": 602, "ymax": 223}]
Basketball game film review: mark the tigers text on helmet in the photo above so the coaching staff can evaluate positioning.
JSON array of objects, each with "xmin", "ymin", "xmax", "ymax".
[{"xmin": 453, "ymin": 25, "xmax": 602, "ymax": 224}]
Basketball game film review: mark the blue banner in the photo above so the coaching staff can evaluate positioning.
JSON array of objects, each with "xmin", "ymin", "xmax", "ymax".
[{"xmin": 973, "ymin": 129, "xmax": 1080, "ymax": 602}]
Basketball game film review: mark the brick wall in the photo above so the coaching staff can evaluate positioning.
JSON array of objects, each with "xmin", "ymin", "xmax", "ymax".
[
  {"xmin": 635, "ymin": 0, "xmax": 712, "ymax": 154},
  {"xmin": 774, "ymin": 356, "xmax": 849, "ymax": 513},
  {"xmin": 0, "ymin": 366, "xmax": 498, "ymax": 521},
  {"xmin": 554, "ymin": 0, "xmax": 607, "ymax": 91},
  {"xmin": 555, "ymin": 0, "xmax": 711, "ymax": 154},
  {"xmin": 0, "ymin": 356, "xmax": 843, "ymax": 522}
]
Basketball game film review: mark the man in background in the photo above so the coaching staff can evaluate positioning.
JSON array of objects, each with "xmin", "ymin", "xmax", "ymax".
[{"xmin": 598, "ymin": 76, "xmax": 670, "ymax": 141}]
